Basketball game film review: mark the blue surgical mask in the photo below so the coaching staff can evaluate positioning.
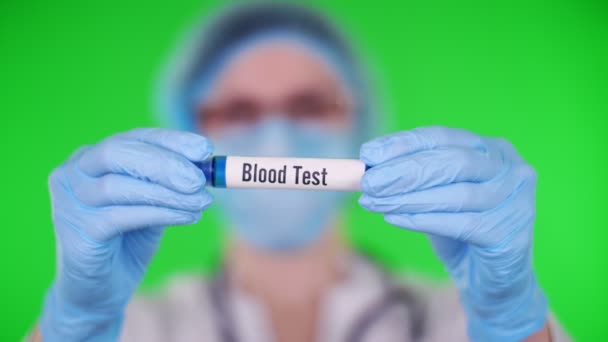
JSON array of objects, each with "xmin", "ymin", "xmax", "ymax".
[{"xmin": 211, "ymin": 118, "xmax": 357, "ymax": 251}]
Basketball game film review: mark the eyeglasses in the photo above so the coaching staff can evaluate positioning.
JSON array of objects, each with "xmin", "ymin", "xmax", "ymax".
[{"xmin": 197, "ymin": 88, "xmax": 353, "ymax": 133}]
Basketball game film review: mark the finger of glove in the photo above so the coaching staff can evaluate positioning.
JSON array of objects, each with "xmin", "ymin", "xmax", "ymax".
[
  {"xmin": 360, "ymin": 127, "xmax": 486, "ymax": 166},
  {"xmin": 384, "ymin": 212, "xmax": 479, "ymax": 242},
  {"xmin": 361, "ymin": 147, "xmax": 502, "ymax": 197},
  {"xmin": 72, "ymin": 173, "xmax": 213, "ymax": 212},
  {"xmin": 77, "ymin": 138, "xmax": 205, "ymax": 194},
  {"xmin": 117, "ymin": 128, "xmax": 213, "ymax": 161},
  {"xmin": 384, "ymin": 180, "xmax": 535, "ymax": 246},
  {"xmin": 359, "ymin": 169, "xmax": 518, "ymax": 214},
  {"xmin": 81, "ymin": 206, "xmax": 202, "ymax": 241}
]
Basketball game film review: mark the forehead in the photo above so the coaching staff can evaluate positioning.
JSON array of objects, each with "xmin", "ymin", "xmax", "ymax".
[{"xmin": 208, "ymin": 41, "xmax": 347, "ymax": 100}]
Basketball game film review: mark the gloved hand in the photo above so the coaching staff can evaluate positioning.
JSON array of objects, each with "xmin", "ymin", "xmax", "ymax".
[
  {"xmin": 359, "ymin": 127, "xmax": 548, "ymax": 342},
  {"xmin": 40, "ymin": 128, "xmax": 213, "ymax": 341}
]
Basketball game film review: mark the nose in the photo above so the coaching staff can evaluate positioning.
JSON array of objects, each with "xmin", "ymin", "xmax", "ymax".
[{"xmin": 254, "ymin": 118, "xmax": 293, "ymax": 157}]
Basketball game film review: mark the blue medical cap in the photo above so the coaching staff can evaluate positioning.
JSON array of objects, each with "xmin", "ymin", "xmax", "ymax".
[{"xmin": 158, "ymin": 2, "xmax": 374, "ymax": 143}]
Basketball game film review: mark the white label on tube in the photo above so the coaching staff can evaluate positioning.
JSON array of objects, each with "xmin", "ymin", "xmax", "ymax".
[{"xmin": 224, "ymin": 156, "xmax": 365, "ymax": 191}]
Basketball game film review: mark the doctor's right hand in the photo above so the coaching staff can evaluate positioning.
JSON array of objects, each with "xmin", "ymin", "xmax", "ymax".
[{"xmin": 40, "ymin": 128, "xmax": 214, "ymax": 342}]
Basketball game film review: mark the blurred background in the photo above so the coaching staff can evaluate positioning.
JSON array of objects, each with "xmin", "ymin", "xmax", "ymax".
[{"xmin": 1, "ymin": 0, "xmax": 606, "ymax": 340}]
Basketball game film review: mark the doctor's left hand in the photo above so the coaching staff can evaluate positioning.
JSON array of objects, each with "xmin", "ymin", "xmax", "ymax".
[{"xmin": 358, "ymin": 127, "xmax": 548, "ymax": 342}]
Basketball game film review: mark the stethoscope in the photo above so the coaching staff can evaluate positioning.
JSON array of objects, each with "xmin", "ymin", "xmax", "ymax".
[{"xmin": 207, "ymin": 264, "xmax": 425, "ymax": 342}]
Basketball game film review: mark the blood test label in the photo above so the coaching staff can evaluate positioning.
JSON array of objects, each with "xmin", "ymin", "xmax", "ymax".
[{"xmin": 222, "ymin": 156, "xmax": 365, "ymax": 191}]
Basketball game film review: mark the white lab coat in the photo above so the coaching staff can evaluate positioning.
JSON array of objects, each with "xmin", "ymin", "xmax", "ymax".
[{"xmin": 120, "ymin": 257, "xmax": 571, "ymax": 342}]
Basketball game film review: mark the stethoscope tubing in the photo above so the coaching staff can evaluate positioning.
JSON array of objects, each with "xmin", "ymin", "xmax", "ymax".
[{"xmin": 207, "ymin": 263, "xmax": 425, "ymax": 342}]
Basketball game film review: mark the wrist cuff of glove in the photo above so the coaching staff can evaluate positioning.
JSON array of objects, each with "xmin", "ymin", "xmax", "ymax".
[
  {"xmin": 40, "ymin": 287, "xmax": 124, "ymax": 341},
  {"xmin": 464, "ymin": 276, "xmax": 549, "ymax": 342}
]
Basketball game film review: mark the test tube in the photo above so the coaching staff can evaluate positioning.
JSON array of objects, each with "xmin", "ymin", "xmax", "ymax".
[{"xmin": 195, "ymin": 156, "xmax": 367, "ymax": 191}]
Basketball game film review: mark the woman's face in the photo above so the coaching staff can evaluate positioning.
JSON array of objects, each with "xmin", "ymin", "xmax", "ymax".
[
  {"xmin": 196, "ymin": 42, "xmax": 355, "ymax": 139},
  {"xmin": 195, "ymin": 41, "xmax": 359, "ymax": 252}
]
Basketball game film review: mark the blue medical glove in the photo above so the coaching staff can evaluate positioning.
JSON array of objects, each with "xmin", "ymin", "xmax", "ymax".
[
  {"xmin": 359, "ymin": 127, "xmax": 548, "ymax": 342},
  {"xmin": 40, "ymin": 128, "xmax": 214, "ymax": 341}
]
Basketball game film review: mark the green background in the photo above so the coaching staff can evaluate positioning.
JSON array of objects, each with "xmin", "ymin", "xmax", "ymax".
[{"xmin": 1, "ymin": 0, "xmax": 606, "ymax": 340}]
